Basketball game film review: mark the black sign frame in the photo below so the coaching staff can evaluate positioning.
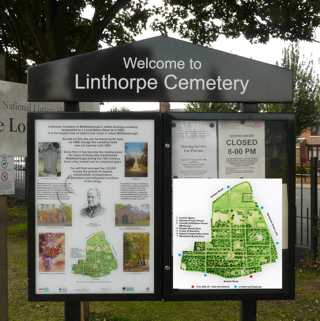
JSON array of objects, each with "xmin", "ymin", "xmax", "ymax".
[
  {"xmin": 27, "ymin": 36, "xmax": 293, "ymax": 103},
  {"xmin": 27, "ymin": 112, "xmax": 163, "ymax": 301},
  {"xmin": 162, "ymin": 112, "xmax": 295, "ymax": 301}
]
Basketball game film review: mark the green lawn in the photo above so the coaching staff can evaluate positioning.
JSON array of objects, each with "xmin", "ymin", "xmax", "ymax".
[{"xmin": 7, "ymin": 206, "xmax": 320, "ymax": 321}]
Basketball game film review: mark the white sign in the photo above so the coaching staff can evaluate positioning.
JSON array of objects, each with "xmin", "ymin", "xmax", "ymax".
[
  {"xmin": 172, "ymin": 121, "xmax": 218, "ymax": 178},
  {"xmin": 218, "ymin": 121, "xmax": 265, "ymax": 178},
  {"xmin": 0, "ymin": 154, "xmax": 15, "ymax": 195},
  {"xmin": 0, "ymin": 80, "xmax": 99, "ymax": 156},
  {"xmin": 173, "ymin": 178, "xmax": 282, "ymax": 290},
  {"xmin": 34, "ymin": 119, "xmax": 155, "ymax": 295}
]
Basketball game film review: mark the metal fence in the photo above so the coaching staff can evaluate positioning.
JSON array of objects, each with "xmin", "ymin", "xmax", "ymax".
[
  {"xmin": 296, "ymin": 174, "xmax": 312, "ymax": 248},
  {"xmin": 296, "ymin": 156, "xmax": 320, "ymax": 259},
  {"xmin": 14, "ymin": 156, "xmax": 26, "ymax": 200}
]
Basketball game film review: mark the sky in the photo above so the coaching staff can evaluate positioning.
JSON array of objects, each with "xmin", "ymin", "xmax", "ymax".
[{"xmin": 82, "ymin": 5, "xmax": 320, "ymax": 112}]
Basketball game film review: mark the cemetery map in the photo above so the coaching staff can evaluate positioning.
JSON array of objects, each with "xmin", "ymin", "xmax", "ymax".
[
  {"xmin": 72, "ymin": 231, "xmax": 117, "ymax": 278},
  {"xmin": 181, "ymin": 181, "xmax": 278, "ymax": 278}
]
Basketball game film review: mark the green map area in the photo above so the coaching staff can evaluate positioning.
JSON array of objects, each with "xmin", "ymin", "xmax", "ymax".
[
  {"xmin": 72, "ymin": 231, "xmax": 117, "ymax": 278},
  {"xmin": 181, "ymin": 182, "xmax": 278, "ymax": 278}
]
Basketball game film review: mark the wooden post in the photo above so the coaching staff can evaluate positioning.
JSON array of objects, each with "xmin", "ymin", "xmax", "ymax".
[
  {"xmin": 0, "ymin": 195, "xmax": 8, "ymax": 321},
  {"xmin": 160, "ymin": 102, "xmax": 170, "ymax": 113},
  {"xmin": 80, "ymin": 302, "xmax": 90, "ymax": 321},
  {"xmin": 0, "ymin": 54, "xmax": 5, "ymax": 80}
]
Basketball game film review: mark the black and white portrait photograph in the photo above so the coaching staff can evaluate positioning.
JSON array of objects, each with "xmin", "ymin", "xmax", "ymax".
[{"xmin": 80, "ymin": 188, "xmax": 105, "ymax": 218}]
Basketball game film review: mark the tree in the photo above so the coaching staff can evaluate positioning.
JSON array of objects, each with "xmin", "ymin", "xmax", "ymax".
[
  {"xmin": 187, "ymin": 45, "xmax": 320, "ymax": 136},
  {"xmin": 153, "ymin": 1, "xmax": 320, "ymax": 45},
  {"xmin": 2, "ymin": 1, "xmax": 320, "ymax": 82},
  {"xmin": 186, "ymin": 102, "xmax": 239, "ymax": 112},
  {"xmin": 0, "ymin": 0, "xmax": 150, "ymax": 81},
  {"xmin": 261, "ymin": 45, "xmax": 320, "ymax": 135}
]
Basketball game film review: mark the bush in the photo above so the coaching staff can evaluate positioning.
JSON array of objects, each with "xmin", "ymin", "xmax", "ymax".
[{"xmin": 296, "ymin": 165, "xmax": 310, "ymax": 174}]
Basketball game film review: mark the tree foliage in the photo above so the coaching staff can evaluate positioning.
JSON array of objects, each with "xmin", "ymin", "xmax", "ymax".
[
  {"xmin": 187, "ymin": 45, "xmax": 320, "ymax": 136},
  {"xmin": 261, "ymin": 45, "xmax": 320, "ymax": 135},
  {"xmin": 153, "ymin": 1, "xmax": 320, "ymax": 45},
  {"xmin": 1, "ymin": 1, "xmax": 320, "ymax": 82},
  {"xmin": 0, "ymin": 0, "xmax": 150, "ymax": 81},
  {"xmin": 186, "ymin": 102, "xmax": 239, "ymax": 112}
]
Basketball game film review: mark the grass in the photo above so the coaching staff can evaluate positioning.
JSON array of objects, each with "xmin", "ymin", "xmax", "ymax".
[{"xmin": 6, "ymin": 206, "xmax": 320, "ymax": 321}]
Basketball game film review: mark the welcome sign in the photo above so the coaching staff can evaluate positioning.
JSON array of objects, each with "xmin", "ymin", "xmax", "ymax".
[
  {"xmin": 28, "ymin": 36, "xmax": 292, "ymax": 103},
  {"xmin": 75, "ymin": 58, "xmax": 250, "ymax": 95}
]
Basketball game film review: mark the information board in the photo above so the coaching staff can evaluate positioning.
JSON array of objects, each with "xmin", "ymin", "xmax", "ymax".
[
  {"xmin": 218, "ymin": 121, "xmax": 265, "ymax": 178},
  {"xmin": 28, "ymin": 113, "xmax": 161, "ymax": 300},
  {"xmin": 173, "ymin": 178, "xmax": 282, "ymax": 290},
  {"xmin": 165, "ymin": 113, "xmax": 295, "ymax": 300},
  {"xmin": 172, "ymin": 121, "xmax": 218, "ymax": 178}
]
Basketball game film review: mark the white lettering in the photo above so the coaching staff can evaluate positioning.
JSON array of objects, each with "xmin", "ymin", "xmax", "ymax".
[
  {"xmin": 123, "ymin": 57, "xmax": 138, "ymax": 69},
  {"xmin": 123, "ymin": 57, "xmax": 185, "ymax": 70},
  {"xmin": 75, "ymin": 74, "xmax": 85, "ymax": 89},
  {"xmin": 164, "ymin": 74, "xmax": 177, "ymax": 89},
  {"xmin": 240, "ymin": 79, "xmax": 250, "ymax": 95}
]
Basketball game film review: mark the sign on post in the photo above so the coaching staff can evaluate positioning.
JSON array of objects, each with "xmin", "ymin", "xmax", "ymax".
[
  {"xmin": 26, "ymin": 37, "xmax": 295, "ymax": 321},
  {"xmin": 0, "ymin": 154, "xmax": 15, "ymax": 195},
  {"xmin": 28, "ymin": 112, "xmax": 162, "ymax": 300}
]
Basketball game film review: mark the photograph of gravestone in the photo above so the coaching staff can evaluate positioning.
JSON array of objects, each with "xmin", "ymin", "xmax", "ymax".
[
  {"xmin": 125, "ymin": 142, "xmax": 148, "ymax": 177},
  {"xmin": 115, "ymin": 203, "xmax": 150, "ymax": 226},
  {"xmin": 38, "ymin": 142, "xmax": 61, "ymax": 177}
]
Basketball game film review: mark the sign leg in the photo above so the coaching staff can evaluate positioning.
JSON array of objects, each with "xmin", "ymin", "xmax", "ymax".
[
  {"xmin": 241, "ymin": 300, "xmax": 257, "ymax": 321},
  {"xmin": 65, "ymin": 301, "xmax": 81, "ymax": 321},
  {"xmin": 0, "ymin": 195, "xmax": 8, "ymax": 321}
]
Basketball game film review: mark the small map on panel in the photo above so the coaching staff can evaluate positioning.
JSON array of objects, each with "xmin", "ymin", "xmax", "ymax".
[
  {"xmin": 72, "ymin": 231, "xmax": 117, "ymax": 278},
  {"xmin": 181, "ymin": 182, "xmax": 277, "ymax": 278}
]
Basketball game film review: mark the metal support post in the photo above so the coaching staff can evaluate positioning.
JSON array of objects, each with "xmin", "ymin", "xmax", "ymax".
[
  {"xmin": 239, "ymin": 102, "xmax": 258, "ymax": 321},
  {"xmin": 310, "ymin": 157, "xmax": 318, "ymax": 260},
  {"xmin": 241, "ymin": 300, "xmax": 257, "ymax": 321},
  {"xmin": 63, "ymin": 101, "xmax": 89, "ymax": 321},
  {"xmin": 65, "ymin": 301, "xmax": 81, "ymax": 321},
  {"xmin": 239, "ymin": 103, "xmax": 259, "ymax": 113},
  {"xmin": 64, "ymin": 101, "xmax": 80, "ymax": 112}
]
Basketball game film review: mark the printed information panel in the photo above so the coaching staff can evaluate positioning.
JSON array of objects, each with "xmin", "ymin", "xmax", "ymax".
[
  {"xmin": 34, "ymin": 119, "xmax": 155, "ymax": 295},
  {"xmin": 172, "ymin": 121, "xmax": 217, "ymax": 178},
  {"xmin": 173, "ymin": 178, "xmax": 283, "ymax": 290},
  {"xmin": 218, "ymin": 121, "xmax": 265, "ymax": 178}
]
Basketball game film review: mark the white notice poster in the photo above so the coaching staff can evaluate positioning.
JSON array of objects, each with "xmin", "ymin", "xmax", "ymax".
[
  {"xmin": 173, "ymin": 178, "xmax": 282, "ymax": 290},
  {"xmin": 35, "ymin": 119, "xmax": 154, "ymax": 295},
  {"xmin": 218, "ymin": 121, "xmax": 265, "ymax": 178},
  {"xmin": 172, "ymin": 121, "xmax": 217, "ymax": 178}
]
